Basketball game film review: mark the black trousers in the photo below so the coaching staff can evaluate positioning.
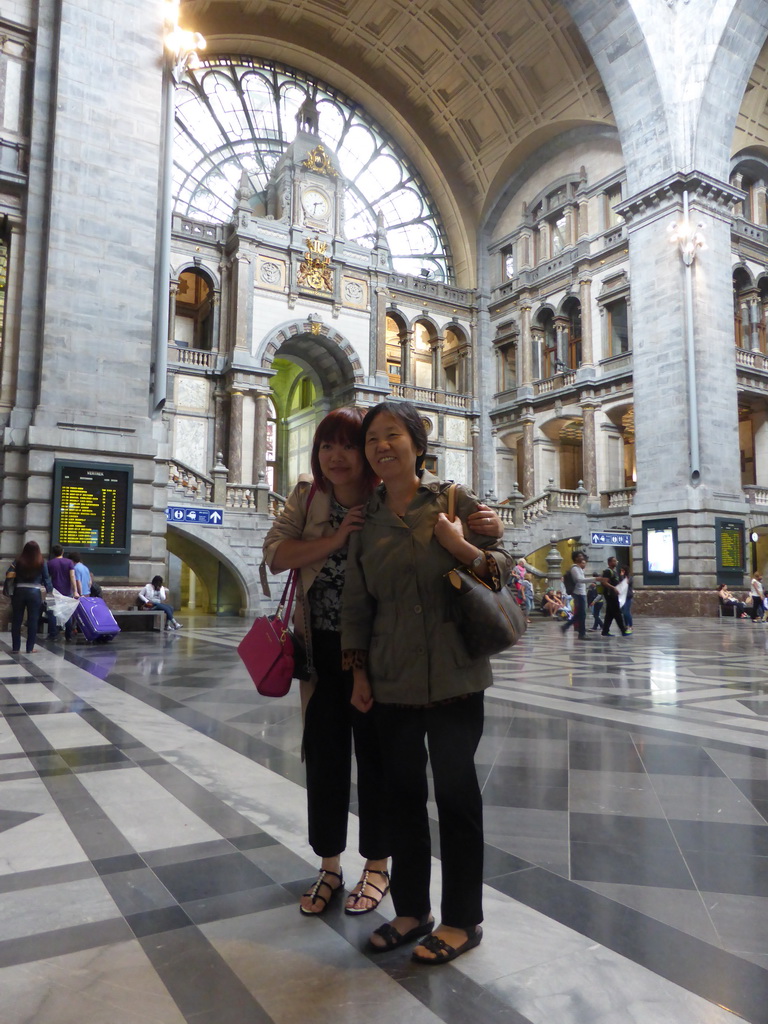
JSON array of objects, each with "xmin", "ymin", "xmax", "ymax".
[
  {"xmin": 374, "ymin": 692, "xmax": 485, "ymax": 929},
  {"xmin": 303, "ymin": 630, "xmax": 388, "ymax": 860},
  {"xmin": 11, "ymin": 588, "xmax": 43, "ymax": 652},
  {"xmin": 602, "ymin": 594, "xmax": 626, "ymax": 635}
]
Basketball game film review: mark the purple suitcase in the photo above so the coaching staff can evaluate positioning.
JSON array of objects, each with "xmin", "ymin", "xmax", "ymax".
[{"xmin": 75, "ymin": 596, "xmax": 121, "ymax": 642}]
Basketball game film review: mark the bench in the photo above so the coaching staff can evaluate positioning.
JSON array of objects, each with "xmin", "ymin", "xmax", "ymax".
[{"xmin": 112, "ymin": 609, "xmax": 165, "ymax": 632}]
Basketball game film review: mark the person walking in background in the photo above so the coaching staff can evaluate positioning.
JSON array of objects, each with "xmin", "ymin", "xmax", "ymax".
[
  {"xmin": 138, "ymin": 576, "xmax": 182, "ymax": 630},
  {"xmin": 7, "ymin": 541, "xmax": 52, "ymax": 653},
  {"xmin": 561, "ymin": 551, "xmax": 589, "ymax": 639},
  {"xmin": 71, "ymin": 553, "xmax": 92, "ymax": 596},
  {"xmin": 47, "ymin": 544, "xmax": 77, "ymax": 642},
  {"xmin": 620, "ymin": 566, "xmax": 634, "ymax": 629},
  {"xmin": 588, "ymin": 574, "xmax": 604, "ymax": 631},
  {"xmin": 749, "ymin": 572, "xmax": 764, "ymax": 622},
  {"xmin": 600, "ymin": 555, "xmax": 631, "ymax": 637}
]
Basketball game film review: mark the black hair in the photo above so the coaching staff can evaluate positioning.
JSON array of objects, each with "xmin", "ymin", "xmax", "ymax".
[
  {"xmin": 51, "ymin": 544, "xmax": 63, "ymax": 557},
  {"xmin": 152, "ymin": 575, "xmax": 163, "ymax": 588},
  {"xmin": 360, "ymin": 400, "xmax": 428, "ymax": 472}
]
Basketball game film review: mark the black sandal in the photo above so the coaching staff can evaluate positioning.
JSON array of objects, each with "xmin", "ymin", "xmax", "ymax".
[
  {"xmin": 298, "ymin": 869, "xmax": 344, "ymax": 916},
  {"xmin": 344, "ymin": 868, "xmax": 390, "ymax": 916},
  {"xmin": 411, "ymin": 925, "xmax": 483, "ymax": 965},
  {"xmin": 368, "ymin": 914, "xmax": 434, "ymax": 952}
]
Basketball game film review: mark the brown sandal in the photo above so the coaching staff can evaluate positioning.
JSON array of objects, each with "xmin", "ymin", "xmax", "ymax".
[
  {"xmin": 298, "ymin": 869, "xmax": 343, "ymax": 916},
  {"xmin": 344, "ymin": 868, "xmax": 390, "ymax": 916}
]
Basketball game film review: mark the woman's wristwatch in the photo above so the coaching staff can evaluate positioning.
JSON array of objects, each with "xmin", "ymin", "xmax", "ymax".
[{"xmin": 469, "ymin": 550, "xmax": 486, "ymax": 573}]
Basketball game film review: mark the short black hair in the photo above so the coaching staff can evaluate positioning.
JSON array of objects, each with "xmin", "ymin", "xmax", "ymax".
[
  {"xmin": 361, "ymin": 400, "xmax": 428, "ymax": 472},
  {"xmin": 51, "ymin": 544, "xmax": 63, "ymax": 557}
]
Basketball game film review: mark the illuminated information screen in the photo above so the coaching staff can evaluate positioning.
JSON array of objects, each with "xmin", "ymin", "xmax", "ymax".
[
  {"xmin": 716, "ymin": 517, "xmax": 745, "ymax": 578},
  {"xmin": 53, "ymin": 462, "xmax": 132, "ymax": 552}
]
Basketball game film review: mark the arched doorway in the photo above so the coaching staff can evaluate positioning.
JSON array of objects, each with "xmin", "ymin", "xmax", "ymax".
[{"xmin": 258, "ymin": 321, "xmax": 363, "ymax": 495}]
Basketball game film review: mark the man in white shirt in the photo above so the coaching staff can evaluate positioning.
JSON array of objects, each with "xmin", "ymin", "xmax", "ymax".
[{"xmin": 562, "ymin": 551, "xmax": 589, "ymax": 640}]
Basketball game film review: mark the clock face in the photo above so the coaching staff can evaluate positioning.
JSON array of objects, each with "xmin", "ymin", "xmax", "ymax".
[{"xmin": 302, "ymin": 187, "xmax": 330, "ymax": 221}]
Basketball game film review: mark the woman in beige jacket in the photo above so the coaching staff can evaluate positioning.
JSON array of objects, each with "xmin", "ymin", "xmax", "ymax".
[{"xmin": 342, "ymin": 401, "xmax": 512, "ymax": 966}]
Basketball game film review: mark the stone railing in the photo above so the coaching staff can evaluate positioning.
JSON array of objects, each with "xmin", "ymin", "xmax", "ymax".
[
  {"xmin": 522, "ymin": 494, "xmax": 549, "ymax": 522},
  {"xmin": 225, "ymin": 485, "xmax": 256, "ymax": 510},
  {"xmin": 744, "ymin": 485, "xmax": 768, "ymax": 506},
  {"xmin": 390, "ymin": 383, "xmax": 471, "ymax": 409},
  {"xmin": 521, "ymin": 480, "xmax": 588, "ymax": 523},
  {"xmin": 735, "ymin": 348, "xmax": 768, "ymax": 372},
  {"xmin": 269, "ymin": 491, "xmax": 287, "ymax": 517},
  {"xmin": 533, "ymin": 370, "xmax": 577, "ymax": 395},
  {"xmin": 169, "ymin": 346, "xmax": 215, "ymax": 369},
  {"xmin": 168, "ymin": 459, "xmax": 213, "ymax": 501},
  {"xmin": 600, "ymin": 487, "xmax": 635, "ymax": 509},
  {"xmin": 599, "ymin": 351, "xmax": 633, "ymax": 375}
]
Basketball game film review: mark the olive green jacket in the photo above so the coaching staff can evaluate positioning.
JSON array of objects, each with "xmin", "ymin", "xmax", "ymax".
[{"xmin": 340, "ymin": 472, "xmax": 512, "ymax": 705}]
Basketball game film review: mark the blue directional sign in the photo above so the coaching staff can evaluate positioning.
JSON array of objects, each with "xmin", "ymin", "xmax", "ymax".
[
  {"xmin": 591, "ymin": 531, "xmax": 632, "ymax": 547},
  {"xmin": 166, "ymin": 506, "xmax": 224, "ymax": 526}
]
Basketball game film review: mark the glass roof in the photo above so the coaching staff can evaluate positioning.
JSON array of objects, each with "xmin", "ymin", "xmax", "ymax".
[{"xmin": 173, "ymin": 57, "xmax": 452, "ymax": 282}]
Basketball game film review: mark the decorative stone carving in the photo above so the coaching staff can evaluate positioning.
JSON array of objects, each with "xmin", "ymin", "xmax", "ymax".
[
  {"xmin": 175, "ymin": 376, "xmax": 209, "ymax": 411},
  {"xmin": 260, "ymin": 261, "xmax": 281, "ymax": 284},
  {"xmin": 445, "ymin": 416, "xmax": 467, "ymax": 444},
  {"xmin": 174, "ymin": 416, "xmax": 208, "ymax": 473},
  {"xmin": 343, "ymin": 279, "xmax": 365, "ymax": 305}
]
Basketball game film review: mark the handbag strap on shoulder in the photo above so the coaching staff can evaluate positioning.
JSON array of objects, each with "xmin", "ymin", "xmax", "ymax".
[{"xmin": 446, "ymin": 482, "xmax": 458, "ymax": 522}]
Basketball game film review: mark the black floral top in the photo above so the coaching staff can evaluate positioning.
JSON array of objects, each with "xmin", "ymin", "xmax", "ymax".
[{"xmin": 308, "ymin": 495, "xmax": 349, "ymax": 632}]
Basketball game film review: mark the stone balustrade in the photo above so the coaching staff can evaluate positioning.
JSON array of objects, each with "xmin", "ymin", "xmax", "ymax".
[
  {"xmin": 390, "ymin": 383, "xmax": 471, "ymax": 409},
  {"xmin": 168, "ymin": 460, "xmax": 213, "ymax": 501},
  {"xmin": 169, "ymin": 346, "xmax": 214, "ymax": 369},
  {"xmin": 601, "ymin": 487, "xmax": 635, "ymax": 509}
]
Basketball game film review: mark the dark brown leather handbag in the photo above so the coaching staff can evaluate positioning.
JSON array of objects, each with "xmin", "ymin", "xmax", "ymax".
[{"xmin": 445, "ymin": 484, "xmax": 527, "ymax": 658}]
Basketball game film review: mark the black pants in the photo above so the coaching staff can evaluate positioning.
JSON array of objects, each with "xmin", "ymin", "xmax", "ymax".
[
  {"xmin": 602, "ymin": 594, "xmax": 626, "ymax": 635},
  {"xmin": 303, "ymin": 630, "xmax": 388, "ymax": 860},
  {"xmin": 374, "ymin": 692, "xmax": 485, "ymax": 929},
  {"xmin": 11, "ymin": 588, "xmax": 43, "ymax": 652}
]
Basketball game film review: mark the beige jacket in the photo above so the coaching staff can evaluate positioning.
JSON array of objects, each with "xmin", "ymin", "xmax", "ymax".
[
  {"xmin": 340, "ymin": 471, "xmax": 512, "ymax": 705},
  {"xmin": 262, "ymin": 481, "xmax": 335, "ymax": 696}
]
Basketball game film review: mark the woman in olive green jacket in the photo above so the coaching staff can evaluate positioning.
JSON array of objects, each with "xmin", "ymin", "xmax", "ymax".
[{"xmin": 341, "ymin": 401, "xmax": 512, "ymax": 966}]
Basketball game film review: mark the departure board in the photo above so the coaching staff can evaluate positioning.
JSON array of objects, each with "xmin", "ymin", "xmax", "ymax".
[
  {"xmin": 52, "ymin": 461, "xmax": 132, "ymax": 552},
  {"xmin": 716, "ymin": 517, "xmax": 745, "ymax": 578}
]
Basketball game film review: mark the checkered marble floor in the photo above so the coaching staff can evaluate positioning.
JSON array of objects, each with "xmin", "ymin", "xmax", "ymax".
[{"xmin": 0, "ymin": 614, "xmax": 766, "ymax": 1024}]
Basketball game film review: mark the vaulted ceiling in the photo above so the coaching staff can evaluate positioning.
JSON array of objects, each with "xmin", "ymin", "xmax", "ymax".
[
  {"xmin": 181, "ymin": 1, "xmax": 768, "ymax": 283},
  {"xmin": 182, "ymin": 0, "xmax": 613, "ymax": 282}
]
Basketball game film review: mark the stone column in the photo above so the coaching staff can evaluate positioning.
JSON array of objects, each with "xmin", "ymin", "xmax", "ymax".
[
  {"xmin": 555, "ymin": 318, "xmax": 568, "ymax": 368},
  {"xmin": 431, "ymin": 337, "xmax": 444, "ymax": 391},
  {"xmin": 228, "ymin": 389, "xmax": 244, "ymax": 483},
  {"xmin": 578, "ymin": 198, "xmax": 590, "ymax": 239},
  {"xmin": 520, "ymin": 303, "xmax": 532, "ymax": 384},
  {"xmin": 168, "ymin": 280, "xmax": 179, "ymax": 344},
  {"xmin": 521, "ymin": 415, "xmax": 535, "ymax": 498},
  {"xmin": 621, "ymin": 174, "xmax": 746, "ymax": 589},
  {"xmin": 213, "ymin": 387, "xmax": 227, "ymax": 467},
  {"xmin": 230, "ymin": 250, "xmax": 254, "ymax": 355},
  {"xmin": 252, "ymin": 391, "xmax": 269, "ymax": 485},
  {"xmin": 582, "ymin": 402, "xmax": 597, "ymax": 497},
  {"xmin": 579, "ymin": 276, "xmax": 594, "ymax": 365},
  {"xmin": 400, "ymin": 331, "xmax": 412, "ymax": 385},
  {"xmin": 754, "ymin": 181, "xmax": 767, "ymax": 226}
]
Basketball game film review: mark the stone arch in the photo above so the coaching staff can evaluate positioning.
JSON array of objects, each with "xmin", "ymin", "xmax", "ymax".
[
  {"xmin": 256, "ymin": 318, "xmax": 365, "ymax": 390},
  {"xmin": 167, "ymin": 523, "xmax": 252, "ymax": 615},
  {"xmin": 386, "ymin": 308, "xmax": 410, "ymax": 334},
  {"xmin": 694, "ymin": 0, "xmax": 768, "ymax": 180}
]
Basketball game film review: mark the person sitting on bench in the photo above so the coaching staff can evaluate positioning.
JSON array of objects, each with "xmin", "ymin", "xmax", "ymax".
[{"xmin": 137, "ymin": 576, "xmax": 182, "ymax": 630}]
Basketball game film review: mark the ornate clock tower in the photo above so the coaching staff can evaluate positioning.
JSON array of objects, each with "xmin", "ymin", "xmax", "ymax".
[{"xmin": 266, "ymin": 101, "xmax": 347, "ymax": 262}]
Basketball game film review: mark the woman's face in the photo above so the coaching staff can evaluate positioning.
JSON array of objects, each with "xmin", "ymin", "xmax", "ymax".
[
  {"xmin": 317, "ymin": 439, "xmax": 365, "ymax": 489},
  {"xmin": 364, "ymin": 411, "xmax": 421, "ymax": 483}
]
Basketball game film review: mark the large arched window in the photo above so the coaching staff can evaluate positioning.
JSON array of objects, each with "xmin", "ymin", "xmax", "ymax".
[{"xmin": 173, "ymin": 58, "xmax": 451, "ymax": 281}]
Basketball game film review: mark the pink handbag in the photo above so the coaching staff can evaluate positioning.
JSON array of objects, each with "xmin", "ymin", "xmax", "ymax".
[{"xmin": 238, "ymin": 572, "xmax": 299, "ymax": 697}]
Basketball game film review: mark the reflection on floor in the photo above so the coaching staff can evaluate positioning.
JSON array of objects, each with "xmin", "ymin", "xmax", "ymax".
[{"xmin": 1, "ymin": 614, "xmax": 767, "ymax": 1024}]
